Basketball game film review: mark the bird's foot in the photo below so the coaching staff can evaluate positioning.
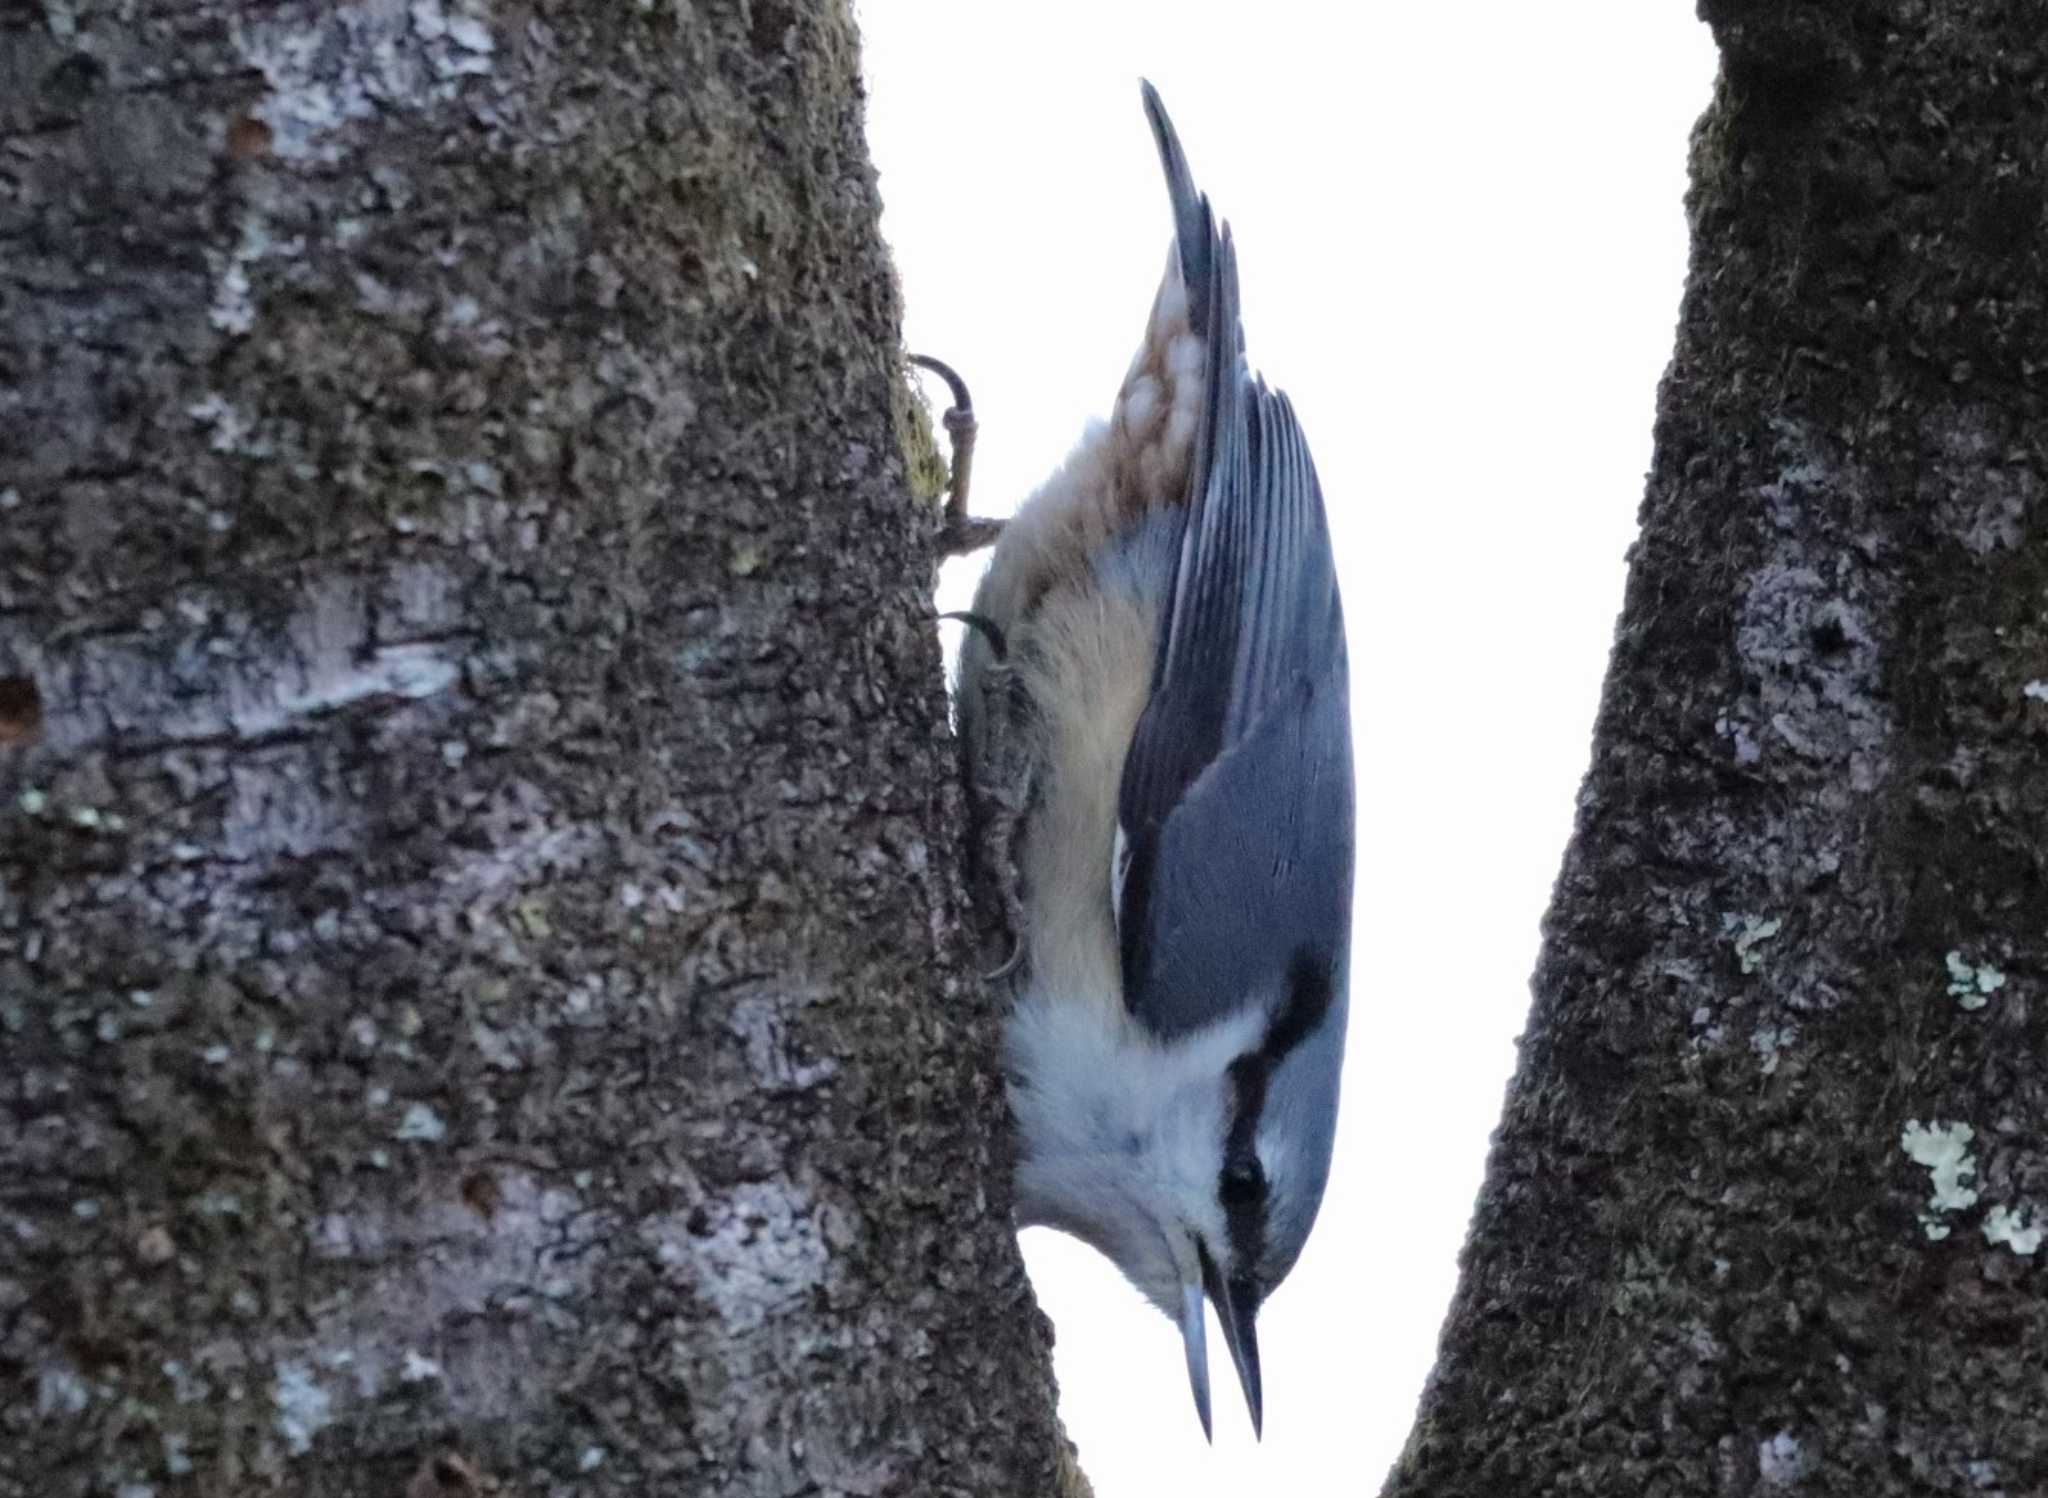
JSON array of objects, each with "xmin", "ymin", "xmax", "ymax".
[
  {"xmin": 971, "ymin": 767, "xmax": 1032, "ymax": 982},
  {"xmin": 911, "ymin": 353, "xmax": 1004, "ymax": 558},
  {"xmin": 956, "ymin": 647, "xmax": 1034, "ymax": 982}
]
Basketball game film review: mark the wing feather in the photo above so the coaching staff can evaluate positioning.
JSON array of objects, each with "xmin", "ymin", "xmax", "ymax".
[{"xmin": 1115, "ymin": 88, "xmax": 1352, "ymax": 1039}]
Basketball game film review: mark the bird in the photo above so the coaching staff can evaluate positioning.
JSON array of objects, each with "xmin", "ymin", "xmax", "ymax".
[{"xmin": 945, "ymin": 80, "xmax": 1354, "ymax": 1442}]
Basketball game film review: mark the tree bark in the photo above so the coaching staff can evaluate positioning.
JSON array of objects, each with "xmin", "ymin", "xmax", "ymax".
[
  {"xmin": 1388, "ymin": 6, "xmax": 2048, "ymax": 1495},
  {"xmin": 0, "ymin": 2, "xmax": 1071, "ymax": 1493}
]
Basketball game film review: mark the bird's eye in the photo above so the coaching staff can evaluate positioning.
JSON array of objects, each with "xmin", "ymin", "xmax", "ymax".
[{"xmin": 1220, "ymin": 1158, "xmax": 1265, "ymax": 1204}]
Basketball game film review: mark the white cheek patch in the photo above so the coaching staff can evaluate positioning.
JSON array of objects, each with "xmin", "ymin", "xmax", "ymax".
[
  {"xmin": 1111, "ymin": 821, "xmax": 1133, "ymax": 930},
  {"xmin": 1257, "ymin": 1134, "xmax": 1287, "ymax": 1183},
  {"xmin": 1254, "ymin": 1125, "xmax": 1293, "ymax": 1205}
]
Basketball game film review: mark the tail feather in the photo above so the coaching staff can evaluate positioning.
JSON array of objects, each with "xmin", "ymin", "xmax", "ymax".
[{"xmin": 1140, "ymin": 79, "xmax": 1217, "ymax": 341}]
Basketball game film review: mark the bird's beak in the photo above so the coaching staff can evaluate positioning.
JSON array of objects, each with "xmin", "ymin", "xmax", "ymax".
[
  {"xmin": 1216, "ymin": 1278, "xmax": 1263, "ymax": 1439},
  {"xmin": 1198, "ymin": 1240, "xmax": 1264, "ymax": 1438},
  {"xmin": 1179, "ymin": 1279, "xmax": 1213, "ymax": 1442}
]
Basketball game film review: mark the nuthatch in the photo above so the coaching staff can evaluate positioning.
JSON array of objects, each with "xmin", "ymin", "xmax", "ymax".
[{"xmin": 942, "ymin": 82, "xmax": 1353, "ymax": 1441}]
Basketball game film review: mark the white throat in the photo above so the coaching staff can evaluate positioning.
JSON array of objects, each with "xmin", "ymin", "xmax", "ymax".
[{"xmin": 1004, "ymin": 988, "xmax": 1260, "ymax": 1315}]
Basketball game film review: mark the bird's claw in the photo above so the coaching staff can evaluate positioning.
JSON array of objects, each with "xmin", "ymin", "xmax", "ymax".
[
  {"xmin": 981, "ymin": 936, "xmax": 1026, "ymax": 984},
  {"xmin": 911, "ymin": 353, "xmax": 1003, "ymax": 557}
]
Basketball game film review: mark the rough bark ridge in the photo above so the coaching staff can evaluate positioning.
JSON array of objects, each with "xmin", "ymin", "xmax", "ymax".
[
  {"xmin": 0, "ymin": 2, "xmax": 1067, "ymax": 1493},
  {"xmin": 1389, "ymin": 5, "xmax": 2048, "ymax": 1495}
]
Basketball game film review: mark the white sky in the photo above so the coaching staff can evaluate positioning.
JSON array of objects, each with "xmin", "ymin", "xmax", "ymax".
[{"xmin": 861, "ymin": 7, "xmax": 1719, "ymax": 1493}]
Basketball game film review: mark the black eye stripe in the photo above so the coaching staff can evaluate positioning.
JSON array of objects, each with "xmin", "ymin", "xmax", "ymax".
[
  {"xmin": 1218, "ymin": 948, "xmax": 1334, "ymax": 1290},
  {"xmin": 1221, "ymin": 1156, "xmax": 1264, "ymax": 1202},
  {"xmin": 1267, "ymin": 948, "xmax": 1335, "ymax": 1062}
]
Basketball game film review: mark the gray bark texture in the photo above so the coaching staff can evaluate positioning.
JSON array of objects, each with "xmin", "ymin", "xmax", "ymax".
[
  {"xmin": 0, "ymin": 2, "xmax": 1076, "ymax": 1494},
  {"xmin": 1388, "ymin": 5, "xmax": 2048, "ymax": 1496}
]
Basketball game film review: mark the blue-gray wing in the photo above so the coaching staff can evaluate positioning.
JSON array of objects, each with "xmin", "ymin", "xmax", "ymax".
[{"xmin": 1115, "ymin": 89, "xmax": 1354, "ymax": 1040}]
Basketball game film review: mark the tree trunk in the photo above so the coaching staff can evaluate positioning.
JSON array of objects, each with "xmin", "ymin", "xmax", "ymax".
[
  {"xmin": 1388, "ymin": 6, "xmax": 2048, "ymax": 1495},
  {"xmin": 0, "ymin": 2, "xmax": 1071, "ymax": 1493}
]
